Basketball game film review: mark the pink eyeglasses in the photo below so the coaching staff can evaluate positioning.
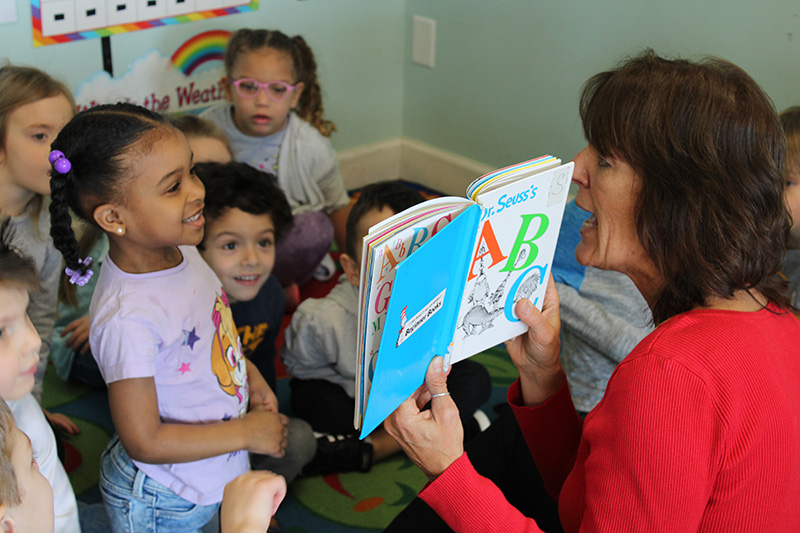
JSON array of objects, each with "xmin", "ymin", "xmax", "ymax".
[{"xmin": 231, "ymin": 78, "xmax": 299, "ymax": 101}]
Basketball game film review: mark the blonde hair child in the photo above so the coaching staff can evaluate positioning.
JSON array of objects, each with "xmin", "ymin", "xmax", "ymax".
[
  {"xmin": 0, "ymin": 229, "xmax": 80, "ymax": 532},
  {"xmin": 0, "ymin": 64, "xmax": 78, "ymax": 435},
  {"xmin": 168, "ymin": 114, "xmax": 232, "ymax": 164}
]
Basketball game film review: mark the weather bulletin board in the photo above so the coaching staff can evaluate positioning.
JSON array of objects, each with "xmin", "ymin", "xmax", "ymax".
[
  {"xmin": 73, "ymin": 28, "xmax": 233, "ymax": 113},
  {"xmin": 31, "ymin": 0, "xmax": 256, "ymax": 46}
]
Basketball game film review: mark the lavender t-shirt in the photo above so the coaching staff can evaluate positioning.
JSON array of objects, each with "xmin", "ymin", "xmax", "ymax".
[{"xmin": 89, "ymin": 246, "xmax": 250, "ymax": 505}]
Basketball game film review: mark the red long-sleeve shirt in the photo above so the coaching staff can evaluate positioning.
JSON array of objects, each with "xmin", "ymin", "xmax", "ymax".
[{"xmin": 421, "ymin": 304, "xmax": 800, "ymax": 532}]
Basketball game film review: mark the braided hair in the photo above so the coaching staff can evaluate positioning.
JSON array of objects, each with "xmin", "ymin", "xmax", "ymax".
[
  {"xmin": 48, "ymin": 103, "xmax": 169, "ymax": 279},
  {"xmin": 224, "ymin": 29, "xmax": 337, "ymax": 137}
]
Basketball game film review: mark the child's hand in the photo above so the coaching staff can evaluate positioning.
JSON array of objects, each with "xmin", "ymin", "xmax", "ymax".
[
  {"xmin": 244, "ymin": 409, "xmax": 289, "ymax": 457},
  {"xmin": 61, "ymin": 315, "xmax": 91, "ymax": 354},
  {"xmin": 44, "ymin": 408, "xmax": 81, "ymax": 435},
  {"xmin": 221, "ymin": 470, "xmax": 286, "ymax": 533},
  {"xmin": 250, "ymin": 385, "xmax": 279, "ymax": 414},
  {"xmin": 247, "ymin": 361, "xmax": 278, "ymax": 412}
]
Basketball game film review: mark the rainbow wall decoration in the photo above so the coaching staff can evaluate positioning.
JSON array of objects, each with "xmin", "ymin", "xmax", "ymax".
[
  {"xmin": 171, "ymin": 29, "xmax": 230, "ymax": 76},
  {"xmin": 32, "ymin": 0, "xmax": 254, "ymax": 47}
]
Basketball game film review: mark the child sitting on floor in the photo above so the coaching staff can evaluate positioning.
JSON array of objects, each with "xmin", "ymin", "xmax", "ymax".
[
  {"xmin": 0, "ymin": 227, "xmax": 80, "ymax": 532},
  {"xmin": 780, "ymin": 106, "xmax": 800, "ymax": 309},
  {"xmin": 168, "ymin": 114, "xmax": 233, "ymax": 164},
  {"xmin": 0, "ymin": 397, "xmax": 55, "ymax": 531},
  {"xmin": 0, "ymin": 397, "xmax": 288, "ymax": 533},
  {"xmin": 201, "ymin": 28, "xmax": 350, "ymax": 309},
  {"xmin": 282, "ymin": 181, "xmax": 492, "ymax": 473},
  {"xmin": 195, "ymin": 161, "xmax": 366, "ymax": 477}
]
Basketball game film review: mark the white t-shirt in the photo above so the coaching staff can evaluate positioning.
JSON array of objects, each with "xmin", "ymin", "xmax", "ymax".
[
  {"xmin": 89, "ymin": 246, "xmax": 250, "ymax": 505},
  {"xmin": 8, "ymin": 394, "xmax": 80, "ymax": 533}
]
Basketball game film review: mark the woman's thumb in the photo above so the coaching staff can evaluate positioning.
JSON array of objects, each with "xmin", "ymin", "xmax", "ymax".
[{"xmin": 425, "ymin": 356, "xmax": 450, "ymax": 398}]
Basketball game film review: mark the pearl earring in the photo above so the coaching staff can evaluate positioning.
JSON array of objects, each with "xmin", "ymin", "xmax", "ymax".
[{"xmin": 116, "ymin": 227, "xmax": 124, "ymax": 235}]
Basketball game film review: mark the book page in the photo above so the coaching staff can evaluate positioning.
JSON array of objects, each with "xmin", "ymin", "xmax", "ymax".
[{"xmin": 449, "ymin": 160, "xmax": 574, "ymax": 364}]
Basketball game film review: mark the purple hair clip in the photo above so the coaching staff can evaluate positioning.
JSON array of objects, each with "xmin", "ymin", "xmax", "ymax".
[
  {"xmin": 65, "ymin": 256, "xmax": 94, "ymax": 286},
  {"xmin": 49, "ymin": 150, "xmax": 72, "ymax": 174}
]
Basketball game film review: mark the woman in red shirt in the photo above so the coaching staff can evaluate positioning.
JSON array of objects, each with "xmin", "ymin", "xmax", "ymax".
[{"xmin": 386, "ymin": 50, "xmax": 800, "ymax": 532}]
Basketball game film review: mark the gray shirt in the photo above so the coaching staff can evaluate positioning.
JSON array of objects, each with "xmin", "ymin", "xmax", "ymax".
[
  {"xmin": 281, "ymin": 275, "xmax": 359, "ymax": 397},
  {"xmin": 201, "ymin": 105, "xmax": 350, "ymax": 215},
  {"xmin": 784, "ymin": 249, "xmax": 800, "ymax": 309},
  {"xmin": 7, "ymin": 209, "xmax": 60, "ymax": 401}
]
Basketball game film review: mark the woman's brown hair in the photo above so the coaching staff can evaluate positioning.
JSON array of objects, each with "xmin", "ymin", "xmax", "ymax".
[{"xmin": 580, "ymin": 50, "xmax": 789, "ymax": 324}]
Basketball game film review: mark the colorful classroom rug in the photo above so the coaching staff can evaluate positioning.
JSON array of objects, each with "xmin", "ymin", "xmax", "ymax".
[{"xmin": 42, "ymin": 315, "xmax": 517, "ymax": 532}]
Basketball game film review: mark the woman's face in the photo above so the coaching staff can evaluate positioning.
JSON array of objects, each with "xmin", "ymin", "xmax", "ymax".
[{"xmin": 571, "ymin": 145, "xmax": 657, "ymax": 285}]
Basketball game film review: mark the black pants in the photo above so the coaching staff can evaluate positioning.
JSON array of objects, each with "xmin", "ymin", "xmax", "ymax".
[
  {"xmin": 289, "ymin": 358, "xmax": 492, "ymax": 435},
  {"xmin": 384, "ymin": 404, "xmax": 563, "ymax": 533}
]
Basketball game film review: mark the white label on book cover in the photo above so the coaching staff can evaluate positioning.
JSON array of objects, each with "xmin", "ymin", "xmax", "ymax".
[{"xmin": 396, "ymin": 289, "xmax": 446, "ymax": 347}]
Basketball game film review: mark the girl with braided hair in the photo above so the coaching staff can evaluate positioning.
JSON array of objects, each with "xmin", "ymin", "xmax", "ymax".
[
  {"xmin": 201, "ymin": 29, "xmax": 349, "ymax": 308},
  {"xmin": 48, "ymin": 103, "xmax": 290, "ymax": 532}
]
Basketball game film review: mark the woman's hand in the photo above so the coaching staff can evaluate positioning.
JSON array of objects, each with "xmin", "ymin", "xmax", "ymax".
[
  {"xmin": 61, "ymin": 315, "xmax": 91, "ymax": 354},
  {"xmin": 221, "ymin": 470, "xmax": 287, "ymax": 533},
  {"xmin": 505, "ymin": 276, "xmax": 565, "ymax": 406},
  {"xmin": 384, "ymin": 356, "xmax": 463, "ymax": 481}
]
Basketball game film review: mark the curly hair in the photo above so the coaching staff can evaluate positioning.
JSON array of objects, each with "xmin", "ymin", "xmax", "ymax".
[
  {"xmin": 224, "ymin": 28, "xmax": 336, "ymax": 137},
  {"xmin": 193, "ymin": 161, "xmax": 293, "ymax": 245},
  {"xmin": 580, "ymin": 50, "xmax": 789, "ymax": 324},
  {"xmin": 48, "ymin": 103, "xmax": 171, "ymax": 280}
]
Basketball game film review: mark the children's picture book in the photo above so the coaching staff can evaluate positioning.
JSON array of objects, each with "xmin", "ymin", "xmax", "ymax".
[{"xmin": 354, "ymin": 156, "xmax": 574, "ymax": 437}]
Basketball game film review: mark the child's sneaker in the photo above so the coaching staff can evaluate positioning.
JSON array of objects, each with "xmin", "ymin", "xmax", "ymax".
[
  {"xmin": 463, "ymin": 409, "xmax": 491, "ymax": 443},
  {"xmin": 301, "ymin": 433, "xmax": 374, "ymax": 476}
]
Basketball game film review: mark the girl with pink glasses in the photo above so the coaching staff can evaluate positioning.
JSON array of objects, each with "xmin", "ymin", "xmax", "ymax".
[{"xmin": 202, "ymin": 29, "xmax": 349, "ymax": 308}]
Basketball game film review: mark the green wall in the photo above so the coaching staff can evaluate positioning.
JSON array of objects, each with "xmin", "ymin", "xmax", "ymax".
[
  {"xmin": 3, "ymin": 0, "xmax": 800, "ymax": 165},
  {"xmin": 0, "ymin": 0, "xmax": 404, "ymax": 151},
  {"xmin": 403, "ymin": 0, "xmax": 800, "ymax": 167}
]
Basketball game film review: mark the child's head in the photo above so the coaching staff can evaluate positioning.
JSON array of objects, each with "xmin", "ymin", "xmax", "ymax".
[
  {"xmin": 340, "ymin": 181, "xmax": 425, "ymax": 286},
  {"xmin": 0, "ymin": 228, "xmax": 42, "ymax": 401},
  {"xmin": 0, "ymin": 65, "xmax": 74, "ymax": 216},
  {"xmin": 168, "ymin": 114, "xmax": 232, "ymax": 164},
  {"xmin": 49, "ymin": 103, "xmax": 205, "ymax": 278},
  {"xmin": 0, "ymin": 398, "xmax": 55, "ymax": 532},
  {"xmin": 781, "ymin": 106, "xmax": 800, "ymax": 249},
  {"xmin": 195, "ymin": 162, "xmax": 292, "ymax": 303},
  {"xmin": 222, "ymin": 29, "xmax": 336, "ymax": 139}
]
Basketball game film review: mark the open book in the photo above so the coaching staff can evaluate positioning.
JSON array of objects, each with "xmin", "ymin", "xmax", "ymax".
[{"xmin": 355, "ymin": 155, "xmax": 574, "ymax": 437}]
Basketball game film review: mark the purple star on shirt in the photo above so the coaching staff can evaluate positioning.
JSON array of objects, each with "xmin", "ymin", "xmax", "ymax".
[{"xmin": 182, "ymin": 327, "xmax": 200, "ymax": 350}]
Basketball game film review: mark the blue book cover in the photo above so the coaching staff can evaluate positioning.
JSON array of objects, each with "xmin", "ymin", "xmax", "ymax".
[
  {"xmin": 360, "ymin": 205, "xmax": 481, "ymax": 438},
  {"xmin": 355, "ymin": 158, "xmax": 573, "ymax": 435}
]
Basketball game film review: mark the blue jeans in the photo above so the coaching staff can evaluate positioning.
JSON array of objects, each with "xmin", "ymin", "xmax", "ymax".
[{"xmin": 100, "ymin": 436, "xmax": 220, "ymax": 533}]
